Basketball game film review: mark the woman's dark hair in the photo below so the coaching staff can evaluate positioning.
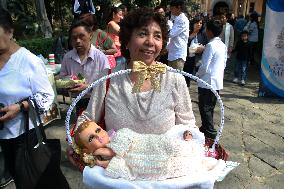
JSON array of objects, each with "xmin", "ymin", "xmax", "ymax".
[
  {"xmin": 206, "ymin": 19, "xmax": 223, "ymax": 37},
  {"xmin": 189, "ymin": 16, "xmax": 204, "ymax": 34},
  {"xmin": 107, "ymin": 7, "xmax": 122, "ymax": 23},
  {"xmin": 0, "ymin": 8, "xmax": 14, "ymax": 32},
  {"xmin": 119, "ymin": 8, "xmax": 168, "ymax": 60},
  {"xmin": 69, "ymin": 19, "xmax": 93, "ymax": 34}
]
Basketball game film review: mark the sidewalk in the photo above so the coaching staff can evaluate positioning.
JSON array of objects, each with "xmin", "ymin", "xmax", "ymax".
[{"xmin": 4, "ymin": 63, "xmax": 284, "ymax": 189}]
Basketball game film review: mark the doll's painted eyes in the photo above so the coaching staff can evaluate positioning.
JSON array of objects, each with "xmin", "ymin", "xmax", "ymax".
[
  {"xmin": 95, "ymin": 128, "xmax": 101, "ymax": 133},
  {"xmin": 89, "ymin": 134, "xmax": 95, "ymax": 142}
]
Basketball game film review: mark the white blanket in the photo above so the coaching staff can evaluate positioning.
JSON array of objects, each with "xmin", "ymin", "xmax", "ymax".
[{"xmin": 83, "ymin": 160, "xmax": 239, "ymax": 189}]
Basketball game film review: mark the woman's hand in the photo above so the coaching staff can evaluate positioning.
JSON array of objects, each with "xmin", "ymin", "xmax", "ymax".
[
  {"xmin": 93, "ymin": 147, "xmax": 115, "ymax": 168},
  {"xmin": 68, "ymin": 83, "xmax": 88, "ymax": 93},
  {"xmin": 66, "ymin": 146, "xmax": 85, "ymax": 172},
  {"xmin": 0, "ymin": 104, "xmax": 21, "ymax": 122},
  {"xmin": 195, "ymin": 44, "xmax": 205, "ymax": 54}
]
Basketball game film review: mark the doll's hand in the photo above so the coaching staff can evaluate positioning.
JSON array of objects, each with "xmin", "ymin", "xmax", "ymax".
[
  {"xmin": 93, "ymin": 147, "xmax": 115, "ymax": 158},
  {"xmin": 183, "ymin": 130, "xmax": 193, "ymax": 141},
  {"xmin": 93, "ymin": 148, "xmax": 114, "ymax": 168}
]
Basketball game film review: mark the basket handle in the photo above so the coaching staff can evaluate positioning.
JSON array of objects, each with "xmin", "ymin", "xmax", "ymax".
[{"xmin": 65, "ymin": 67, "xmax": 224, "ymax": 152}]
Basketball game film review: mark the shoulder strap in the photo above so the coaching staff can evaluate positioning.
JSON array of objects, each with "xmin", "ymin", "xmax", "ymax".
[
  {"xmin": 105, "ymin": 69, "xmax": 112, "ymax": 94},
  {"xmin": 95, "ymin": 31, "xmax": 101, "ymax": 47},
  {"xmin": 99, "ymin": 69, "xmax": 112, "ymax": 130},
  {"xmin": 97, "ymin": 31, "xmax": 109, "ymax": 48}
]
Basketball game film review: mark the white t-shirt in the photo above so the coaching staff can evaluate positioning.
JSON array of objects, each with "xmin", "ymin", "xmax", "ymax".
[{"xmin": 167, "ymin": 13, "xmax": 189, "ymax": 61}]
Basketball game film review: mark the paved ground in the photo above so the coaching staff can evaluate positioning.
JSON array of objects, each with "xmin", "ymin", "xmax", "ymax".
[{"xmin": 4, "ymin": 63, "xmax": 284, "ymax": 189}]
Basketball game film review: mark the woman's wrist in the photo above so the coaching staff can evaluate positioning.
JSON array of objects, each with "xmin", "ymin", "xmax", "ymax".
[{"xmin": 17, "ymin": 100, "xmax": 28, "ymax": 112}]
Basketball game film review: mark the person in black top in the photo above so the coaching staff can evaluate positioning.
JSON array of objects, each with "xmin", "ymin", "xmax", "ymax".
[
  {"xmin": 184, "ymin": 16, "xmax": 208, "ymax": 87},
  {"xmin": 232, "ymin": 30, "xmax": 251, "ymax": 85}
]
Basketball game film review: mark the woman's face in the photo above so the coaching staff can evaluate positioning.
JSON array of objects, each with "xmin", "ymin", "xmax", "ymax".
[
  {"xmin": 71, "ymin": 26, "xmax": 92, "ymax": 55},
  {"xmin": 113, "ymin": 10, "xmax": 123, "ymax": 23},
  {"xmin": 79, "ymin": 122, "xmax": 110, "ymax": 153},
  {"xmin": 127, "ymin": 21, "xmax": 163, "ymax": 65},
  {"xmin": 0, "ymin": 26, "xmax": 13, "ymax": 55},
  {"xmin": 193, "ymin": 20, "xmax": 202, "ymax": 32}
]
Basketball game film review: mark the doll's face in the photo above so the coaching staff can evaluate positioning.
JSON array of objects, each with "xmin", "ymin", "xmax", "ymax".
[
  {"xmin": 79, "ymin": 122, "xmax": 110, "ymax": 153},
  {"xmin": 183, "ymin": 130, "xmax": 193, "ymax": 141}
]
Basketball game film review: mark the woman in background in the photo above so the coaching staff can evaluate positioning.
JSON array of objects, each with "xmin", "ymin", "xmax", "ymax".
[
  {"xmin": 106, "ymin": 7, "xmax": 126, "ymax": 65},
  {"xmin": 184, "ymin": 16, "xmax": 208, "ymax": 87}
]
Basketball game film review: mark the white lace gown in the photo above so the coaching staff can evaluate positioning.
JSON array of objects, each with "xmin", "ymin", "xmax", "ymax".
[
  {"xmin": 105, "ymin": 125, "xmax": 221, "ymax": 181},
  {"xmin": 83, "ymin": 125, "xmax": 227, "ymax": 189}
]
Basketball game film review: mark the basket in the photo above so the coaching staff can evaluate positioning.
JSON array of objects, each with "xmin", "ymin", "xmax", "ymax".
[{"xmin": 65, "ymin": 66, "xmax": 227, "ymax": 160}]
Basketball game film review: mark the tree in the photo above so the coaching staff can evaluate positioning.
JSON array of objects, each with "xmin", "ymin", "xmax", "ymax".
[
  {"xmin": 0, "ymin": 0, "xmax": 7, "ymax": 9},
  {"xmin": 35, "ymin": 0, "xmax": 53, "ymax": 38}
]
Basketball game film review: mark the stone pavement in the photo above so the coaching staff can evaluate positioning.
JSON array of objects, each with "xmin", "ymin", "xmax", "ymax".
[{"xmin": 4, "ymin": 64, "xmax": 284, "ymax": 189}]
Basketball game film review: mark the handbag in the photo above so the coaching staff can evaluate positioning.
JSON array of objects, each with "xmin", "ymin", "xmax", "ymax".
[
  {"xmin": 0, "ymin": 146, "xmax": 13, "ymax": 188},
  {"xmin": 14, "ymin": 99, "xmax": 69, "ymax": 189}
]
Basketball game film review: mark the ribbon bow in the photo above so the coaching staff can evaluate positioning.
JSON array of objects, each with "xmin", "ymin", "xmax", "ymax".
[{"xmin": 132, "ymin": 61, "xmax": 167, "ymax": 93}]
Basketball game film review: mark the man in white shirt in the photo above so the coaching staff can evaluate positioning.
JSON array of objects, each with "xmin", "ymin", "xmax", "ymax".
[
  {"xmin": 219, "ymin": 14, "xmax": 234, "ymax": 59},
  {"xmin": 167, "ymin": 0, "xmax": 189, "ymax": 70},
  {"xmin": 196, "ymin": 19, "xmax": 227, "ymax": 139}
]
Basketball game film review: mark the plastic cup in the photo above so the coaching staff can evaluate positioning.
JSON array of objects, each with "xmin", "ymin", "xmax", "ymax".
[{"xmin": 48, "ymin": 54, "xmax": 55, "ymax": 65}]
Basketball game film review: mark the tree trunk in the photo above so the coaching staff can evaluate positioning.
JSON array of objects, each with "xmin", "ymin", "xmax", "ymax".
[
  {"xmin": 44, "ymin": 0, "xmax": 53, "ymax": 28},
  {"xmin": 0, "ymin": 0, "xmax": 7, "ymax": 9},
  {"xmin": 35, "ymin": 0, "xmax": 53, "ymax": 38}
]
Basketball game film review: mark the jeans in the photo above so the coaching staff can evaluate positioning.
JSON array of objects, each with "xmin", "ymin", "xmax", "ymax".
[
  {"xmin": 198, "ymin": 87, "xmax": 219, "ymax": 139},
  {"xmin": 234, "ymin": 59, "xmax": 248, "ymax": 81}
]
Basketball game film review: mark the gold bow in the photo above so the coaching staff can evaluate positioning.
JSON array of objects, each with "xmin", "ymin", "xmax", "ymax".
[{"xmin": 132, "ymin": 61, "xmax": 167, "ymax": 93}]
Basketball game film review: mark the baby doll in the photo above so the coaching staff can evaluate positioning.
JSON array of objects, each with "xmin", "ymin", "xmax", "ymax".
[{"xmin": 73, "ymin": 121, "xmax": 222, "ymax": 181}]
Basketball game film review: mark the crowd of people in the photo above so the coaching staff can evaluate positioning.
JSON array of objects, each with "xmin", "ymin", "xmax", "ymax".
[{"xmin": 0, "ymin": 0, "xmax": 260, "ymax": 187}]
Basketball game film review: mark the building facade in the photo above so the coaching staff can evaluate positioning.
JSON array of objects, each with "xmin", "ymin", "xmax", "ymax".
[{"xmin": 200, "ymin": 0, "xmax": 264, "ymax": 17}]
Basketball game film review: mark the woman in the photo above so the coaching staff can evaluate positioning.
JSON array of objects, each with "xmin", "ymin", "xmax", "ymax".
[
  {"xmin": 184, "ymin": 16, "xmax": 208, "ymax": 87},
  {"xmin": 0, "ymin": 9, "xmax": 69, "ymax": 188},
  {"xmin": 106, "ymin": 7, "xmax": 123, "ymax": 61},
  {"xmin": 244, "ymin": 12, "xmax": 259, "ymax": 65},
  {"xmin": 66, "ymin": 8, "xmax": 209, "ymax": 188},
  {"xmin": 106, "ymin": 7, "xmax": 123, "ymax": 50},
  {"xmin": 70, "ymin": 7, "xmax": 202, "ymax": 167}
]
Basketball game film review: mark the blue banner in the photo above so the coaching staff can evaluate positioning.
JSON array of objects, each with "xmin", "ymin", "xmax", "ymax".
[{"xmin": 259, "ymin": 0, "xmax": 284, "ymax": 97}]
